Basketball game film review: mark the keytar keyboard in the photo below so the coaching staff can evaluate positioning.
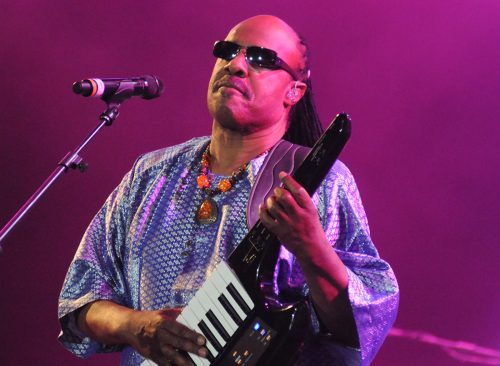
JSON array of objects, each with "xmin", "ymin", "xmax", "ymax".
[{"xmin": 141, "ymin": 261, "xmax": 257, "ymax": 366}]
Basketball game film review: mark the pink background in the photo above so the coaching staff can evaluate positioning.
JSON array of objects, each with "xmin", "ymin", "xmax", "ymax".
[{"xmin": 1, "ymin": 1, "xmax": 499, "ymax": 365}]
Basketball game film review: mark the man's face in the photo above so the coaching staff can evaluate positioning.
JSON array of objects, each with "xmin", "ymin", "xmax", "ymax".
[{"xmin": 207, "ymin": 16, "xmax": 304, "ymax": 134}]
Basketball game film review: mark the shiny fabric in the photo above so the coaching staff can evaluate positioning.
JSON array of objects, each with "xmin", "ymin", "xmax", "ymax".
[{"xmin": 58, "ymin": 136, "xmax": 399, "ymax": 366}]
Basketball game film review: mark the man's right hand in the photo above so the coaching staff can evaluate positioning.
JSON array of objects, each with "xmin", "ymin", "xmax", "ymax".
[
  {"xmin": 77, "ymin": 300, "xmax": 208, "ymax": 366},
  {"xmin": 129, "ymin": 308, "xmax": 208, "ymax": 366}
]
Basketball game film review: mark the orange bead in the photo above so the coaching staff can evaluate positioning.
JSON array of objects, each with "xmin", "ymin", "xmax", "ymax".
[
  {"xmin": 218, "ymin": 179, "xmax": 232, "ymax": 192},
  {"xmin": 197, "ymin": 175, "xmax": 210, "ymax": 189}
]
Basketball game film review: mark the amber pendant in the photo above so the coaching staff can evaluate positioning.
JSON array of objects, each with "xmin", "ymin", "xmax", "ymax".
[{"xmin": 195, "ymin": 197, "xmax": 218, "ymax": 224}]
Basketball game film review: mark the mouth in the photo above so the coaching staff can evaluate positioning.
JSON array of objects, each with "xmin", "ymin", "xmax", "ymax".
[{"xmin": 214, "ymin": 78, "xmax": 247, "ymax": 96}]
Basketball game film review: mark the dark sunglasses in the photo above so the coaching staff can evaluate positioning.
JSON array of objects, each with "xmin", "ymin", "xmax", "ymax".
[{"xmin": 213, "ymin": 40, "xmax": 299, "ymax": 81}]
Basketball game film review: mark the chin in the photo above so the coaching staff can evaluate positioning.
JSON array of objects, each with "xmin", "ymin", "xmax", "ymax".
[{"xmin": 214, "ymin": 107, "xmax": 257, "ymax": 135}]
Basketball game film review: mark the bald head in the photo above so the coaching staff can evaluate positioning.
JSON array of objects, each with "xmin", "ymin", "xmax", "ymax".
[
  {"xmin": 228, "ymin": 15, "xmax": 298, "ymax": 40},
  {"xmin": 225, "ymin": 15, "xmax": 308, "ymax": 79}
]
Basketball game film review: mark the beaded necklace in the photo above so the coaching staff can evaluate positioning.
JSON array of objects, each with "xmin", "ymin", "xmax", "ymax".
[{"xmin": 195, "ymin": 143, "xmax": 249, "ymax": 224}]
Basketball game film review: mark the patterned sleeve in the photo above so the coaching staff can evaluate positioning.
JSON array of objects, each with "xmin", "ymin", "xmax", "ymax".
[
  {"xmin": 321, "ymin": 161, "xmax": 399, "ymax": 364},
  {"xmin": 281, "ymin": 161, "xmax": 399, "ymax": 366},
  {"xmin": 57, "ymin": 171, "xmax": 132, "ymax": 358}
]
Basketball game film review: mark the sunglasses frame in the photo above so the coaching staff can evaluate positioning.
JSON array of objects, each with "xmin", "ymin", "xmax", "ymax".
[{"xmin": 213, "ymin": 40, "xmax": 300, "ymax": 81}]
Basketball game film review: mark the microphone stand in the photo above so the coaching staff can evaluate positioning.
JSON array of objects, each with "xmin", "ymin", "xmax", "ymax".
[{"xmin": 0, "ymin": 92, "xmax": 131, "ymax": 251}]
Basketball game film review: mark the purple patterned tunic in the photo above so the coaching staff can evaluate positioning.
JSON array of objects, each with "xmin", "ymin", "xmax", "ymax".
[{"xmin": 58, "ymin": 137, "xmax": 399, "ymax": 365}]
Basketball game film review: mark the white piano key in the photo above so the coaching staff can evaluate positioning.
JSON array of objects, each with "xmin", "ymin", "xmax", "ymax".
[
  {"xmin": 178, "ymin": 306, "xmax": 198, "ymax": 329},
  {"xmin": 198, "ymin": 284, "xmax": 238, "ymax": 334},
  {"xmin": 189, "ymin": 296, "xmax": 227, "ymax": 348},
  {"xmin": 179, "ymin": 310, "xmax": 218, "ymax": 360},
  {"xmin": 188, "ymin": 352, "xmax": 210, "ymax": 366},
  {"xmin": 211, "ymin": 269, "xmax": 247, "ymax": 321},
  {"xmin": 217, "ymin": 262, "xmax": 255, "ymax": 310}
]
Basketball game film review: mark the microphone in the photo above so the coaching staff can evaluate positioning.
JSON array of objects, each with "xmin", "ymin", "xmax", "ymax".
[{"xmin": 72, "ymin": 75, "xmax": 164, "ymax": 100}]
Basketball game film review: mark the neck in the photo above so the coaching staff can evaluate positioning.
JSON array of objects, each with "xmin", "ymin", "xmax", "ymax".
[{"xmin": 209, "ymin": 120, "xmax": 286, "ymax": 175}]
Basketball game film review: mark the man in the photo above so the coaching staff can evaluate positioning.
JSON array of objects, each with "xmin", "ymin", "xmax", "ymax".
[{"xmin": 58, "ymin": 15, "xmax": 399, "ymax": 366}]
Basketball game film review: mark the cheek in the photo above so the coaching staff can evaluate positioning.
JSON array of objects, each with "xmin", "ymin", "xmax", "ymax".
[
  {"xmin": 252, "ymin": 71, "xmax": 289, "ymax": 97},
  {"xmin": 208, "ymin": 68, "xmax": 220, "ymax": 92},
  {"xmin": 207, "ymin": 65, "xmax": 224, "ymax": 104},
  {"xmin": 208, "ymin": 60, "xmax": 228, "ymax": 85},
  {"xmin": 251, "ymin": 82, "xmax": 287, "ymax": 108}
]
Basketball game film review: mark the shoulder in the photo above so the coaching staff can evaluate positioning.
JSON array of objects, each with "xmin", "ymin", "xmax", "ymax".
[
  {"xmin": 316, "ymin": 159, "xmax": 361, "ymax": 208},
  {"xmin": 130, "ymin": 136, "xmax": 209, "ymax": 180},
  {"xmin": 328, "ymin": 160, "xmax": 355, "ymax": 185},
  {"xmin": 318, "ymin": 160, "xmax": 362, "ymax": 204}
]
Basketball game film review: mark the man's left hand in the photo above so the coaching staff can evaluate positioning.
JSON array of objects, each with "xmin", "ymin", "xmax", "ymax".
[{"xmin": 259, "ymin": 171, "xmax": 327, "ymax": 258}]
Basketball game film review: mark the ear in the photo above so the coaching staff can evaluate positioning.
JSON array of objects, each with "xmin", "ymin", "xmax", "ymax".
[{"xmin": 284, "ymin": 80, "xmax": 307, "ymax": 107}]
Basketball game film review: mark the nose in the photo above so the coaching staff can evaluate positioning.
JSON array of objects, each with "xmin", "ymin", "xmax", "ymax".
[{"xmin": 224, "ymin": 51, "xmax": 248, "ymax": 78}]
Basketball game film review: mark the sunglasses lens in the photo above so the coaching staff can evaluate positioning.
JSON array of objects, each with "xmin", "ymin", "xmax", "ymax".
[
  {"xmin": 213, "ymin": 41, "xmax": 278, "ymax": 67},
  {"xmin": 246, "ymin": 47, "xmax": 277, "ymax": 68},
  {"xmin": 213, "ymin": 41, "xmax": 240, "ymax": 60}
]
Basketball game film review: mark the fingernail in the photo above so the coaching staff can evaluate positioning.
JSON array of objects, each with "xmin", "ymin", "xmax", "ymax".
[
  {"xmin": 197, "ymin": 335, "xmax": 205, "ymax": 345},
  {"xmin": 198, "ymin": 347, "xmax": 208, "ymax": 357},
  {"xmin": 279, "ymin": 171, "xmax": 287, "ymax": 180}
]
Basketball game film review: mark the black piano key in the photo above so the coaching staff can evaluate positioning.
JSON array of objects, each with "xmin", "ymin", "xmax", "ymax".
[
  {"xmin": 206, "ymin": 348, "xmax": 215, "ymax": 363},
  {"xmin": 198, "ymin": 320, "xmax": 223, "ymax": 353},
  {"xmin": 218, "ymin": 293, "xmax": 243, "ymax": 325},
  {"xmin": 227, "ymin": 283, "xmax": 251, "ymax": 314},
  {"xmin": 206, "ymin": 310, "xmax": 230, "ymax": 341}
]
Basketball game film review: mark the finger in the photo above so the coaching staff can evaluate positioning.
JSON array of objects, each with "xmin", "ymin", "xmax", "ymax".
[
  {"xmin": 279, "ymin": 172, "xmax": 314, "ymax": 209},
  {"xmin": 158, "ymin": 309, "xmax": 200, "ymax": 342},
  {"xmin": 161, "ymin": 319, "xmax": 205, "ymax": 346},
  {"xmin": 272, "ymin": 187, "xmax": 299, "ymax": 214},
  {"xmin": 259, "ymin": 203, "xmax": 285, "ymax": 236},
  {"xmin": 265, "ymin": 196, "xmax": 288, "ymax": 221},
  {"xmin": 158, "ymin": 326, "xmax": 207, "ymax": 357},
  {"xmin": 159, "ymin": 344, "xmax": 195, "ymax": 366}
]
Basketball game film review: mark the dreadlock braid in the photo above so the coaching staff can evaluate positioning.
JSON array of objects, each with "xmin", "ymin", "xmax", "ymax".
[{"xmin": 282, "ymin": 35, "xmax": 324, "ymax": 148}]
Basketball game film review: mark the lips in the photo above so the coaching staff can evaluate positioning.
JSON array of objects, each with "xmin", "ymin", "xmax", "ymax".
[{"xmin": 215, "ymin": 77, "xmax": 248, "ymax": 96}]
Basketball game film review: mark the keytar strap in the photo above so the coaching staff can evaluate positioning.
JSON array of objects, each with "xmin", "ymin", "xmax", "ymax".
[{"xmin": 246, "ymin": 140, "xmax": 310, "ymax": 228}]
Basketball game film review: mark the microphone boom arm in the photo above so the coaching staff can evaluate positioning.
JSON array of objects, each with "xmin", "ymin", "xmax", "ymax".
[{"xmin": 0, "ymin": 101, "xmax": 123, "ymax": 249}]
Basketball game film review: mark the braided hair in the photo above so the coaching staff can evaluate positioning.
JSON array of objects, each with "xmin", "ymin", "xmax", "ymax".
[{"xmin": 282, "ymin": 35, "xmax": 324, "ymax": 148}]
